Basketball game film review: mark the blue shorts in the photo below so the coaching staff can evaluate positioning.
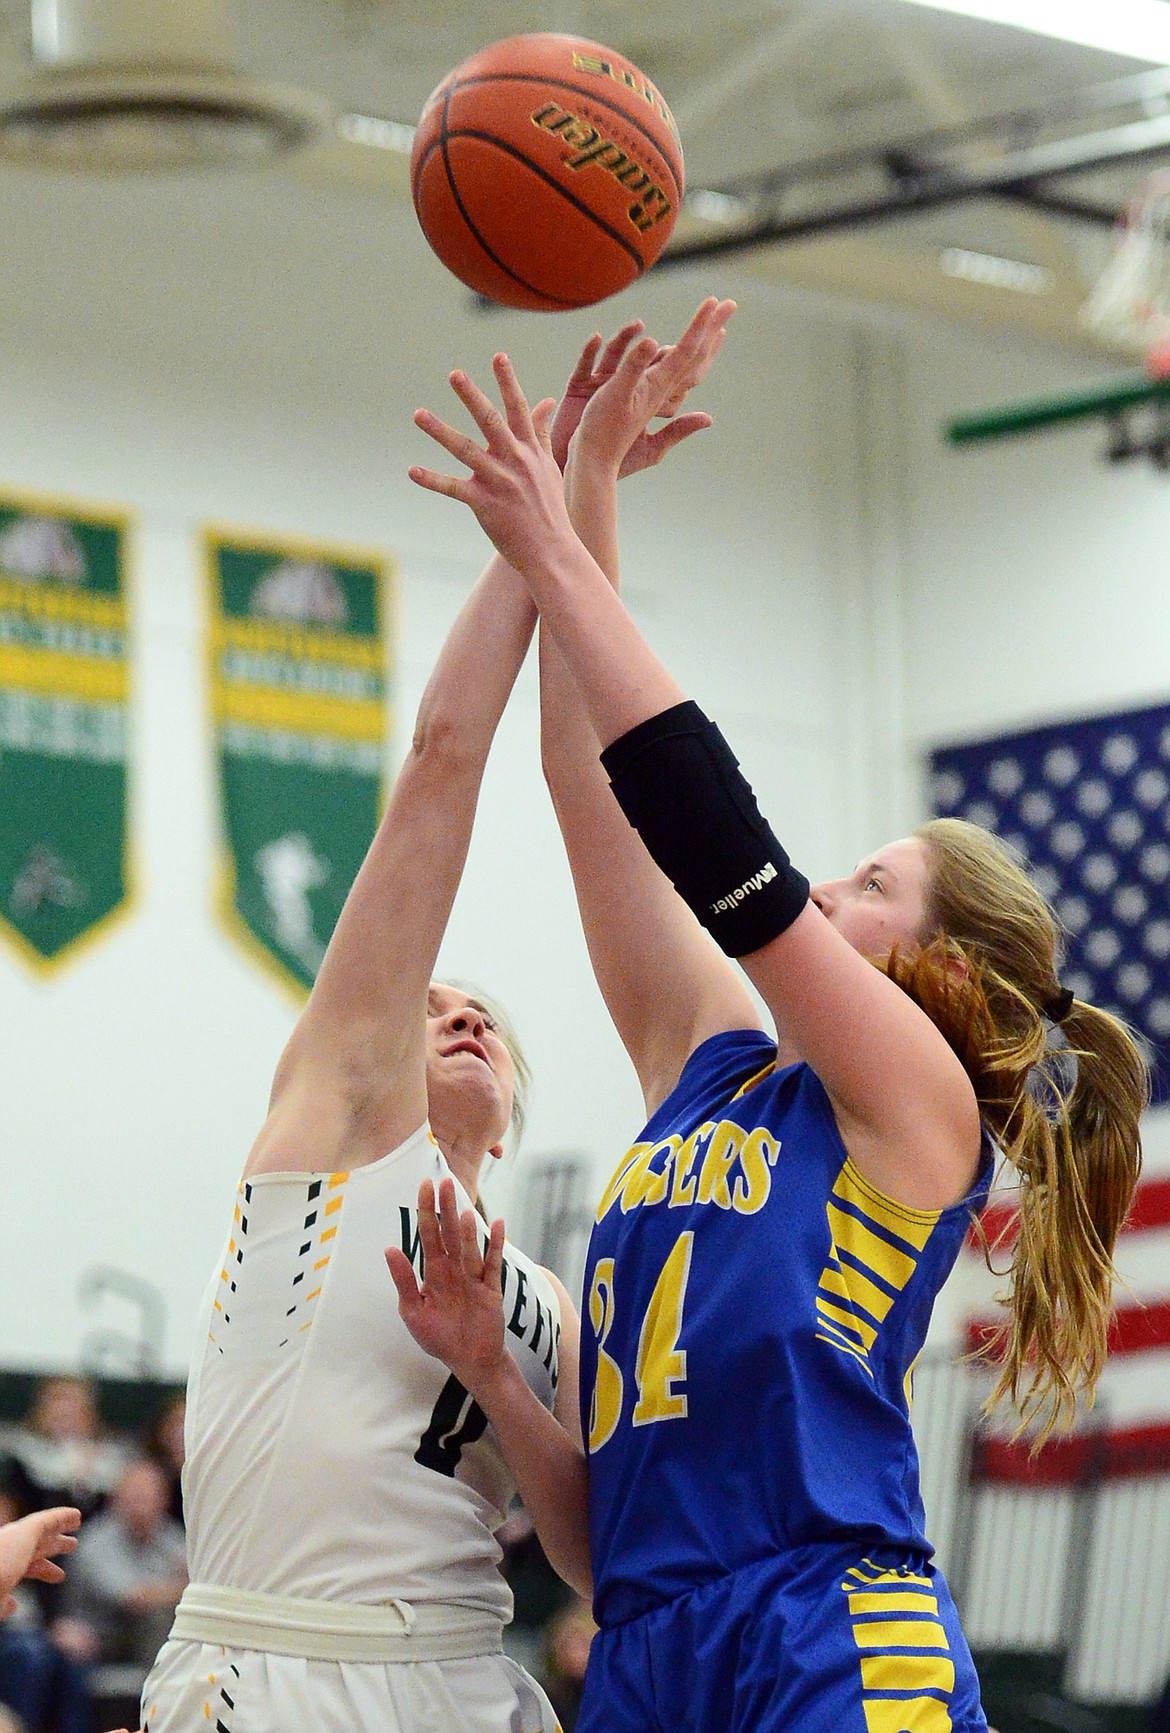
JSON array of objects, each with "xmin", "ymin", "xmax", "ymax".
[{"xmin": 578, "ymin": 1545, "xmax": 988, "ymax": 1733}]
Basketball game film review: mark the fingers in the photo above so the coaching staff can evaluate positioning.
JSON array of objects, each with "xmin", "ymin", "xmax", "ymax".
[
  {"xmin": 413, "ymin": 403, "xmax": 484, "ymax": 471},
  {"xmin": 643, "ymin": 413, "xmax": 714, "ymax": 461},
  {"xmin": 384, "ymin": 1246, "xmax": 422, "ymax": 1309},
  {"xmin": 448, "ymin": 366, "xmax": 509, "ymax": 441},
  {"xmin": 483, "ymin": 1217, "xmax": 506, "ymax": 1295},
  {"xmin": 26, "ymin": 1558, "xmax": 66, "ymax": 1584},
  {"xmin": 532, "ymin": 396, "xmax": 558, "ymax": 452},
  {"xmin": 491, "ymin": 352, "xmax": 537, "ymax": 440},
  {"xmin": 414, "ymin": 1177, "xmax": 445, "ymax": 1274},
  {"xmin": 564, "ymin": 333, "xmax": 603, "ymax": 391},
  {"xmin": 648, "ymin": 297, "xmax": 736, "ymax": 408},
  {"xmin": 40, "ymin": 1508, "xmax": 82, "ymax": 1541},
  {"xmin": 437, "ymin": 1175, "xmax": 465, "ymax": 1258},
  {"xmin": 459, "ymin": 1206, "xmax": 485, "ymax": 1281},
  {"xmin": 407, "ymin": 462, "xmax": 467, "ymax": 500},
  {"xmin": 595, "ymin": 320, "xmax": 645, "ymax": 378}
]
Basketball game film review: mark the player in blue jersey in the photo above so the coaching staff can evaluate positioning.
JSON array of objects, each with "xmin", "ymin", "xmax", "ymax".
[{"xmin": 393, "ymin": 336, "xmax": 1148, "ymax": 1733}]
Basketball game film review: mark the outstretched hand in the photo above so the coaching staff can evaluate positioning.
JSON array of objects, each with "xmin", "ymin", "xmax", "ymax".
[
  {"xmin": 386, "ymin": 1178, "xmax": 508, "ymax": 1399},
  {"xmin": 410, "ymin": 356, "xmax": 580, "ymax": 581},
  {"xmin": 0, "ymin": 1506, "xmax": 81, "ymax": 1617},
  {"xmin": 553, "ymin": 296, "xmax": 736, "ymax": 480}
]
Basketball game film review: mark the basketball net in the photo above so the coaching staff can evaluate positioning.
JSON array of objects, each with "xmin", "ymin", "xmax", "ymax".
[{"xmin": 1080, "ymin": 169, "xmax": 1170, "ymax": 376}]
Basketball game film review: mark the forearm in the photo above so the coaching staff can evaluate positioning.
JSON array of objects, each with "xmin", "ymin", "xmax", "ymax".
[
  {"xmin": 540, "ymin": 454, "xmax": 620, "ymax": 781},
  {"xmin": 526, "ymin": 532, "xmax": 684, "ymax": 749},
  {"xmin": 295, "ymin": 554, "xmax": 534, "ymax": 1041},
  {"xmin": 413, "ymin": 554, "xmax": 537, "ymax": 765},
  {"xmin": 476, "ymin": 1356, "xmax": 591, "ymax": 1600}
]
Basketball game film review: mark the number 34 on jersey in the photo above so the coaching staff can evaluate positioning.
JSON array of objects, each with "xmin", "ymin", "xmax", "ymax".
[{"xmin": 588, "ymin": 1231, "xmax": 695, "ymax": 1452}]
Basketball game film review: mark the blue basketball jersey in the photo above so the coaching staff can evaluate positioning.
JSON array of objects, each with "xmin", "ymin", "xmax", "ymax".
[{"xmin": 580, "ymin": 1028, "xmax": 994, "ymax": 1629}]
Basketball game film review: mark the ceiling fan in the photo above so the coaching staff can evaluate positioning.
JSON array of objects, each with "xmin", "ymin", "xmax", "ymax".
[{"xmin": 0, "ymin": 0, "xmax": 330, "ymax": 169}]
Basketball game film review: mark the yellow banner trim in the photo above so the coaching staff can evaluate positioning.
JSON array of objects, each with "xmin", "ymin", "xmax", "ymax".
[
  {"xmin": 0, "ymin": 643, "xmax": 128, "ymax": 703},
  {"xmin": 214, "ymin": 682, "xmax": 384, "ymax": 741},
  {"xmin": 0, "ymin": 578, "xmax": 125, "ymax": 629}
]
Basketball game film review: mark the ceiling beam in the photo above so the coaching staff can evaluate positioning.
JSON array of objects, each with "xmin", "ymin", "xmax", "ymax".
[{"xmin": 663, "ymin": 112, "xmax": 1170, "ymax": 264}]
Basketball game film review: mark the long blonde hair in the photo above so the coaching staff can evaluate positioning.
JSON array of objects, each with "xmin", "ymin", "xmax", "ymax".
[{"xmin": 886, "ymin": 817, "xmax": 1148, "ymax": 1439}]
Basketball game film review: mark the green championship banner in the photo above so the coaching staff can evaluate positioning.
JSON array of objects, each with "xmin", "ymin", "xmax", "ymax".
[
  {"xmin": 0, "ymin": 489, "xmax": 132, "ymax": 971},
  {"xmin": 205, "ymin": 526, "xmax": 391, "ymax": 997}
]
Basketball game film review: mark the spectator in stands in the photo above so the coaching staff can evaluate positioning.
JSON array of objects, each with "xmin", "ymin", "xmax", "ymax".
[
  {"xmin": 53, "ymin": 1457, "xmax": 186, "ymax": 1670},
  {"xmin": 539, "ymin": 1597, "xmax": 596, "ymax": 1733},
  {"xmin": 0, "ymin": 1491, "xmax": 93, "ymax": 1733},
  {"xmin": 5, "ymin": 1376, "xmax": 128, "ymax": 1521},
  {"xmin": 142, "ymin": 1395, "xmax": 184, "ymax": 1528}
]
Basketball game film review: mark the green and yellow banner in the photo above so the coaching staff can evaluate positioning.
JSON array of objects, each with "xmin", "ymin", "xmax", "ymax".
[
  {"xmin": 0, "ymin": 490, "xmax": 132, "ymax": 971},
  {"xmin": 205, "ymin": 526, "xmax": 392, "ymax": 997}
]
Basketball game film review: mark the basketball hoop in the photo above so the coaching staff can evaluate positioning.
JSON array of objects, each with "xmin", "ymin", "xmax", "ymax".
[{"xmin": 1081, "ymin": 169, "xmax": 1170, "ymax": 376}]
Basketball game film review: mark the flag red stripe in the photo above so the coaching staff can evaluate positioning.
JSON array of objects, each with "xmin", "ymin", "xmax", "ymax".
[
  {"xmin": 1126, "ymin": 1174, "xmax": 1170, "ymax": 1232},
  {"xmin": 966, "ymin": 1173, "xmax": 1170, "ymax": 1252},
  {"xmin": 966, "ymin": 1297, "xmax": 1170, "ymax": 1359},
  {"xmin": 972, "ymin": 1419, "xmax": 1170, "ymax": 1486}
]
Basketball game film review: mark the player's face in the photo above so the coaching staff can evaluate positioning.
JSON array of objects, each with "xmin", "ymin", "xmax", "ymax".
[
  {"xmin": 424, "ymin": 983, "xmax": 515, "ymax": 1147},
  {"xmin": 810, "ymin": 837, "xmax": 932, "ymax": 960}
]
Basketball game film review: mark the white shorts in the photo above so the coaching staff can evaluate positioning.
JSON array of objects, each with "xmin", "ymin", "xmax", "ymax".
[{"xmin": 141, "ymin": 1637, "xmax": 563, "ymax": 1733}]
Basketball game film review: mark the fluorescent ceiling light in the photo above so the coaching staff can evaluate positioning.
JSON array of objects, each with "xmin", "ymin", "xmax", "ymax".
[
  {"xmin": 941, "ymin": 247, "xmax": 1053, "ymax": 292},
  {"xmin": 893, "ymin": 0, "xmax": 1170, "ymax": 65},
  {"xmin": 338, "ymin": 112, "xmax": 415, "ymax": 152},
  {"xmin": 685, "ymin": 187, "xmax": 751, "ymax": 224}
]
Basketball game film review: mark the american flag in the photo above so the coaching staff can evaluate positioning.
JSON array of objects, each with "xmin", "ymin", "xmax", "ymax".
[
  {"xmin": 931, "ymin": 702, "xmax": 1170, "ymax": 1488},
  {"xmin": 929, "ymin": 699, "xmax": 1170, "ymax": 1106}
]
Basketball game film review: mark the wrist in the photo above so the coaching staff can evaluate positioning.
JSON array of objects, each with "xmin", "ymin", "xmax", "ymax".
[
  {"xmin": 565, "ymin": 444, "xmax": 621, "ymax": 496},
  {"xmin": 466, "ymin": 1346, "xmax": 526, "ymax": 1418}
]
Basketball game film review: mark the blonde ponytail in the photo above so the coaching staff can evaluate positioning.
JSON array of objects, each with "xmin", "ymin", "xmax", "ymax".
[{"xmin": 888, "ymin": 819, "xmax": 1148, "ymax": 1439}]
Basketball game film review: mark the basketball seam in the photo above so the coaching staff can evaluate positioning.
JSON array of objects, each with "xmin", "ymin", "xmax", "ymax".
[
  {"xmin": 429, "ymin": 70, "xmax": 684, "ymax": 202},
  {"xmin": 434, "ymin": 100, "xmax": 580, "ymax": 308},
  {"xmin": 442, "ymin": 128, "xmax": 647, "ymax": 273},
  {"xmin": 429, "ymin": 87, "xmax": 644, "ymax": 307}
]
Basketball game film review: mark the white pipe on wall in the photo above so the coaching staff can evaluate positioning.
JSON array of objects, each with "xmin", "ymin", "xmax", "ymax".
[{"xmin": 31, "ymin": 0, "xmax": 234, "ymax": 68}]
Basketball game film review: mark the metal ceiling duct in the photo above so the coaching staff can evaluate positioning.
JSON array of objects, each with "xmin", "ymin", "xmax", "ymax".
[{"xmin": 0, "ymin": 0, "xmax": 328, "ymax": 170}]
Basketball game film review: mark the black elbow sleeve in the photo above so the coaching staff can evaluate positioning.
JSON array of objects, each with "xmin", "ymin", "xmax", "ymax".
[{"xmin": 599, "ymin": 700, "xmax": 809, "ymax": 958}]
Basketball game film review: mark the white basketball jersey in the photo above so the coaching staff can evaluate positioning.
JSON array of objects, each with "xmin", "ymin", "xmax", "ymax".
[{"xmin": 182, "ymin": 1124, "xmax": 561, "ymax": 1621}]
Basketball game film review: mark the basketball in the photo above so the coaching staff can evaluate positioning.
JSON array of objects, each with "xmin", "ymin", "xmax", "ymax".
[{"xmin": 410, "ymin": 33, "xmax": 685, "ymax": 312}]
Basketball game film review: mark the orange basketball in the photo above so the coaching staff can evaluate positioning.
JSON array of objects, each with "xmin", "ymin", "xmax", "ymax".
[{"xmin": 411, "ymin": 33, "xmax": 685, "ymax": 312}]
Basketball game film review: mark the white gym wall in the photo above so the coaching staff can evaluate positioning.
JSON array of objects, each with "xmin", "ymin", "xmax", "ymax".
[{"xmin": 0, "ymin": 164, "xmax": 1166, "ymax": 1387}]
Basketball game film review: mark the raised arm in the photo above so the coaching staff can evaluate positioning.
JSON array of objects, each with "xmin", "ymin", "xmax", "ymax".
[
  {"xmin": 541, "ymin": 303, "xmax": 761, "ymax": 1115},
  {"xmin": 247, "ymin": 555, "xmax": 538, "ymax": 1175},
  {"xmin": 409, "ymin": 355, "xmax": 980, "ymax": 1210}
]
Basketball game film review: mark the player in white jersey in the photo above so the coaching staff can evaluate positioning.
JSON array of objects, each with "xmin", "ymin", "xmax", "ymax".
[{"xmin": 138, "ymin": 529, "xmax": 583, "ymax": 1733}]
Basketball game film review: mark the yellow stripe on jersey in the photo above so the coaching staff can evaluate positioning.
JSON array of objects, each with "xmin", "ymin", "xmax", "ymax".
[
  {"xmin": 833, "ymin": 1161, "xmax": 941, "ymax": 1251},
  {"xmin": 863, "ymin": 1698, "xmax": 953, "ymax": 1733},
  {"xmin": 852, "ymin": 1620, "xmax": 950, "ymax": 1649},
  {"xmin": 818, "ymin": 1261, "xmax": 897, "ymax": 1322},
  {"xmin": 815, "ymin": 1154, "xmax": 941, "ymax": 1376},
  {"xmin": 825, "ymin": 1205, "xmax": 917, "ymax": 1289},
  {"xmin": 849, "ymin": 1591, "xmax": 939, "ymax": 1615},
  {"xmin": 845, "ymin": 1566, "xmax": 934, "ymax": 1590},
  {"xmin": 818, "ymin": 1298, "xmax": 878, "ymax": 1351},
  {"xmin": 860, "ymin": 1654, "xmax": 955, "ymax": 1694},
  {"xmin": 815, "ymin": 1331, "xmax": 874, "ymax": 1376},
  {"xmin": 844, "ymin": 1567, "xmax": 955, "ymax": 1732}
]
